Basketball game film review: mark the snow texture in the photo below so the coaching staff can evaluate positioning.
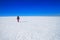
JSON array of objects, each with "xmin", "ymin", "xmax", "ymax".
[{"xmin": 0, "ymin": 16, "xmax": 60, "ymax": 40}]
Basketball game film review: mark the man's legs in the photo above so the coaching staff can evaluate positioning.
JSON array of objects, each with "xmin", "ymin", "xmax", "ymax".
[{"xmin": 17, "ymin": 19, "xmax": 19, "ymax": 22}]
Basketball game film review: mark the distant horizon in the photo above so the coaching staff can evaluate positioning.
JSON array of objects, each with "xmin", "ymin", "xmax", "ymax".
[{"xmin": 0, "ymin": 16, "xmax": 60, "ymax": 17}]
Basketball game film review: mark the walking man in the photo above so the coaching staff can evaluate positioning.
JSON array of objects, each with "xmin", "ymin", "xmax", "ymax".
[{"xmin": 17, "ymin": 16, "xmax": 20, "ymax": 22}]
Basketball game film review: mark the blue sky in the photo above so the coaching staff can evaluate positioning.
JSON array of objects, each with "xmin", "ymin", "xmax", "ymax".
[{"xmin": 0, "ymin": 0, "xmax": 60, "ymax": 16}]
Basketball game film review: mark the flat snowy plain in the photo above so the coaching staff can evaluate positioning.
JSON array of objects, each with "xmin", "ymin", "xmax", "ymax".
[{"xmin": 0, "ymin": 16, "xmax": 60, "ymax": 40}]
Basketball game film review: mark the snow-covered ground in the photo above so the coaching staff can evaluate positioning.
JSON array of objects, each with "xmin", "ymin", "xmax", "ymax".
[{"xmin": 0, "ymin": 16, "xmax": 60, "ymax": 40}]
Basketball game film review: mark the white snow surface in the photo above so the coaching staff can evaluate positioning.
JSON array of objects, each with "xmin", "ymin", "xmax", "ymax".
[{"xmin": 0, "ymin": 16, "xmax": 60, "ymax": 40}]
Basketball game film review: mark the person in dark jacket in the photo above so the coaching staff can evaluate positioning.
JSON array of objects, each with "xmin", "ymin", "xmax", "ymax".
[{"xmin": 17, "ymin": 16, "xmax": 20, "ymax": 22}]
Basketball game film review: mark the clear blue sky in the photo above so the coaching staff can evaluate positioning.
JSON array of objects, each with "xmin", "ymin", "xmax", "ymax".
[{"xmin": 0, "ymin": 0, "xmax": 60, "ymax": 16}]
